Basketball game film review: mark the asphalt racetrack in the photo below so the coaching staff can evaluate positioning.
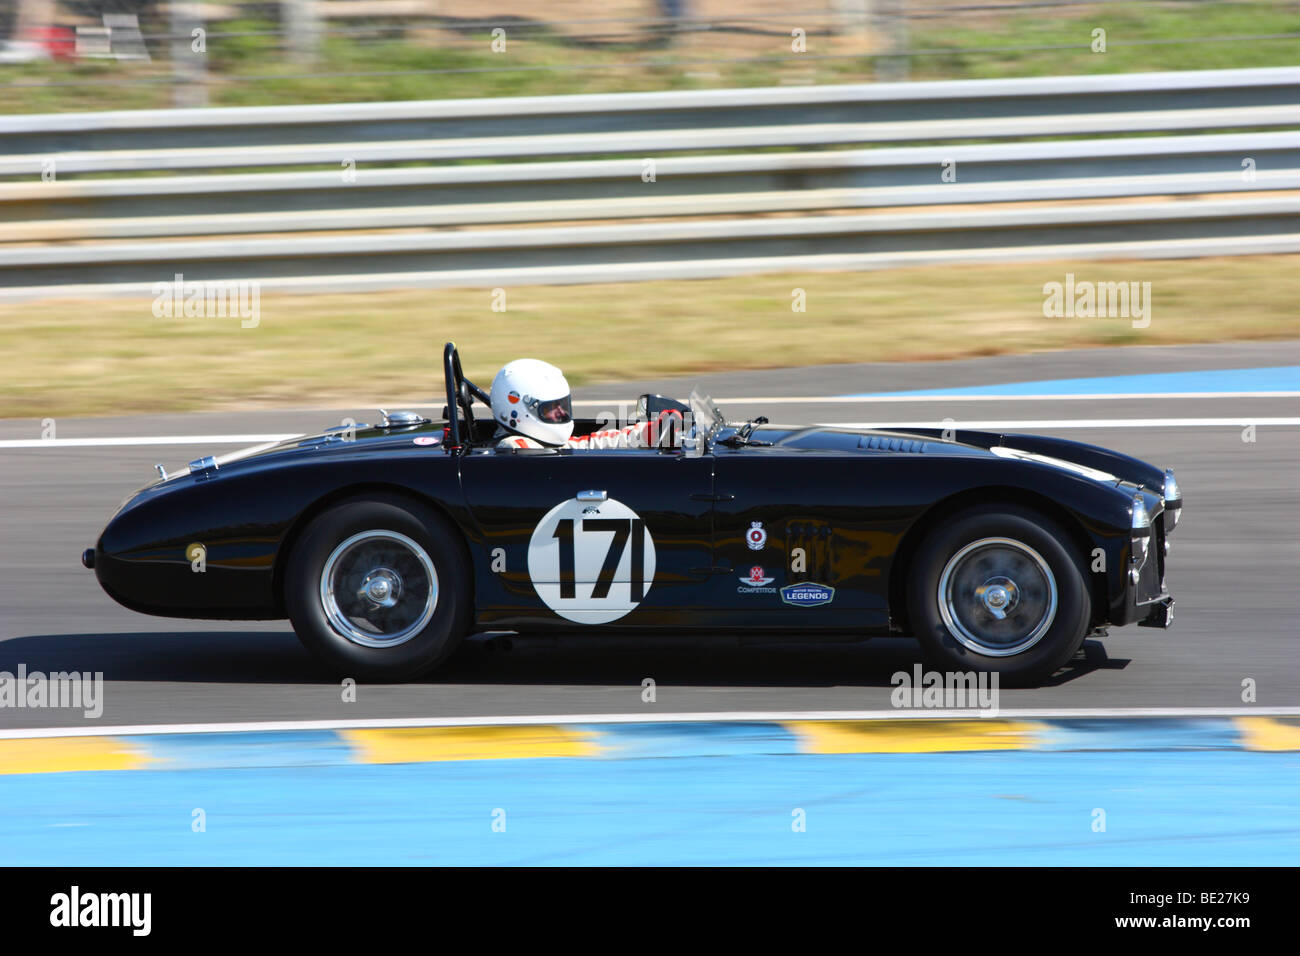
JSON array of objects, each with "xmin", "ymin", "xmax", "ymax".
[{"xmin": 2, "ymin": 341, "xmax": 1297, "ymax": 729}]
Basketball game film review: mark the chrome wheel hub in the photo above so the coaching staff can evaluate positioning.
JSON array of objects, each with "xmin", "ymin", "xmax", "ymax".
[
  {"xmin": 937, "ymin": 537, "xmax": 1058, "ymax": 657},
  {"xmin": 320, "ymin": 530, "xmax": 438, "ymax": 648},
  {"xmin": 359, "ymin": 568, "xmax": 402, "ymax": 608},
  {"xmin": 975, "ymin": 576, "xmax": 1019, "ymax": 619}
]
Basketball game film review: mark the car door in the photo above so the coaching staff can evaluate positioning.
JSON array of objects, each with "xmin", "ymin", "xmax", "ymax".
[
  {"xmin": 460, "ymin": 445, "xmax": 715, "ymax": 627},
  {"xmin": 707, "ymin": 446, "xmax": 896, "ymax": 629}
]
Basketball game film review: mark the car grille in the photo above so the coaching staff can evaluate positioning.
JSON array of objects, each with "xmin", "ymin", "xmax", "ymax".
[
  {"xmin": 1155, "ymin": 512, "xmax": 1168, "ymax": 590},
  {"xmin": 1135, "ymin": 513, "xmax": 1168, "ymax": 604}
]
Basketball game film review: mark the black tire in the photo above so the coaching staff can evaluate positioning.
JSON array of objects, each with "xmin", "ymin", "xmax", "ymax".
[
  {"xmin": 906, "ymin": 505, "xmax": 1091, "ymax": 687},
  {"xmin": 285, "ymin": 495, "xmax": 471, "ymax": 681}
]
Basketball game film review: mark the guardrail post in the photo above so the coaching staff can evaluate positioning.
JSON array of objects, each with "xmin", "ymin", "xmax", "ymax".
[
  {"xmin": 169, "ymin": 0, "xmax": 207, "ymax": 108},
  {"xmin": 871, "ymin": 0, "xmax": 910, "ymax": 82},
  {"xmin": 15, "ymin": 0, "xmax": 55, "ymax": 36},
  {"xmin": 834, "ymin": 0, "xmax": 871, "ymax": 41},
  {"xmin": 282, "ymin": 0, "xmax": 322, "ymax": 64}
]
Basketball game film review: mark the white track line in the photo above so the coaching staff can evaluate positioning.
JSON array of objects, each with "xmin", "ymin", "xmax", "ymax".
[
  {"xmin": 397, "ymin": 391, "xmax": 1300, "ymax": 411},
  {"xmin": 3, "ymin": 415, "xmax": 1297, "ymax": 451},
  {"xmin": 825, "ymin": 418, "xmax": 1300, "ymax": 429},
  {"xmin": 0, "ymin": 434, "xmax": 301, "ymax": 449},
  {"xmin": 577, "ymin": 392, "xmax": 1300, "ymax": 405},
  {"xmin": 1, "ymin": 707, "xmax": 1298, "ymax": 739}
]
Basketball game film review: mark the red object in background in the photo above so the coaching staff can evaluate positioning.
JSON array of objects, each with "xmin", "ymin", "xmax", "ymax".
[{"xmin": 25, "ymin": 26, "xmax": 76, "ymax": 61}]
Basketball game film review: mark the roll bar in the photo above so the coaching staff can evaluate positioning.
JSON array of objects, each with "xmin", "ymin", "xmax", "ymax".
[{"xmin": 442, "ymin": 342, "xmax": 490, "ymax": 449}]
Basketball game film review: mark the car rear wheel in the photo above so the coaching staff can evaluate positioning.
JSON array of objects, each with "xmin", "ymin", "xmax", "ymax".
[
  {"xmin": 286, "ymin": 496, "xmax": 470, "ymax": 681},
  {"xmin": 907, "ymin": 506, "xmax": 1091, "ymax": 686}
]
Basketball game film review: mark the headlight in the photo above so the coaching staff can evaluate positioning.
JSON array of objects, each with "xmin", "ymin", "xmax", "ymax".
[
  {"xmin": 1163, "ymin": 468, "xmax": 1182, "ymax": 532},
  {"xmin": 1129, "ymin": 493, "xmax": 1151, "ymax": 584}
]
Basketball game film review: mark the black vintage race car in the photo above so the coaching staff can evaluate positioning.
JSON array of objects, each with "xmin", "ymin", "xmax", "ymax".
[{"xmin": 84, "ymin": 343, "xmax": 1180, "ymax": 685}]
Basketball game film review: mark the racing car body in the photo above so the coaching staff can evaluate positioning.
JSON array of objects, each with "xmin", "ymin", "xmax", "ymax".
[{"xmin": 85, "ymin": 344, "xmax": 1181, "ymax": 684}]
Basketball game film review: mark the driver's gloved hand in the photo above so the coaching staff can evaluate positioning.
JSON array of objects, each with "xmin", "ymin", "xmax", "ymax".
[{"xmin": 648, "ymin": 410, "xmax": 685, "ymax": 448}]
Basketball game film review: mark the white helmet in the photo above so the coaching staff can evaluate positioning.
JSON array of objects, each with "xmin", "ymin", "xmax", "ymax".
[{"xmin": 490, "ymin": 358, "xmax": 574, "ymax": 446}]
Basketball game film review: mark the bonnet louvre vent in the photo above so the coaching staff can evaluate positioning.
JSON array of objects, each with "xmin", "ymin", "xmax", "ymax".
[{"xmin": 859, "ymin": 435, "xmax": 926, "ymax": 453}]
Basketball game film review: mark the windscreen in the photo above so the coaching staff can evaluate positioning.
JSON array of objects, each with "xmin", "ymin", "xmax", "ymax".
[{"xmin": 688, "ymin": 388, "xmax": 725, "ymax": 445}]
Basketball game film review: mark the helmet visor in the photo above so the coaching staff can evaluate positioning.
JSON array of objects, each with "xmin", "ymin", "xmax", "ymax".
[{"xmin": 533, "ymin": 395, "xmax": 572, "ymax": 425}]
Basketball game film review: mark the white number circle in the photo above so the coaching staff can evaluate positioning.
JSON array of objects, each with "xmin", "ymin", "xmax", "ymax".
[{"xmin": 527, "ymin": 497, "xmax": 657, "ymax": 625}]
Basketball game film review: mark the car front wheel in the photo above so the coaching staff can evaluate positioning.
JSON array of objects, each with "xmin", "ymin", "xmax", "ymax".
[
  {"xmin": 285, "ymin": 496, "xmax": 470, "ymax": 681},
  {"xmin": 907, "ymin": 506, "xmax": 1092, "ymax": 686}
]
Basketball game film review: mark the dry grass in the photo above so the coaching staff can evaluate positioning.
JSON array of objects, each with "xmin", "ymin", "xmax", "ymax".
[{"xmin": 4, "ymin": 254, "xmax": 1297, "ymax": 418}]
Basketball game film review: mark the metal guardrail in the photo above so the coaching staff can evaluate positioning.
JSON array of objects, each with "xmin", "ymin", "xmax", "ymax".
[
  {"xmin": 3, "ymin": 106, "xmax": 1300, "ymax": 176},
  {"xmin": 2, "ymin": 134, "xmax": 1299, "ymax": 240},
  {"xmin": 1, "ymin": 67, "xmax": 1298, "ymax": 300},
  {"xmin": 8, "ymin": 195, "xmax": 1300, "ymax": 279},
  {"xmin": 5, "ymin": 66, "xmax": 1299, "ymax": 151}
]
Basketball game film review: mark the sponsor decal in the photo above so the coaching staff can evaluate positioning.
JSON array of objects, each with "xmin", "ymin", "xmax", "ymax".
[
  {"xmin": 412, "ymin": 435, "xmax": 440, "ymax": 446},
  {"xmin": 508, "ymin": 391, "xmax": 520, "ymax": 404},
  {"xmin": 737, "ymin": 565, "xmax": 776, "ymax": 594},
  {"xmin": 746, "ymin": 521, "xmax": 768, "ymax": 551},
  {"xmin": 780, "ymin": 582, "xmax": 835, "ymax": 607}
]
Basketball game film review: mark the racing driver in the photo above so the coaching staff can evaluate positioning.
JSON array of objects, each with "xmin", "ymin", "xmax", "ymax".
[{"xmin": 490, "ymin": 358, "xmax": 676, "ymax": 450}]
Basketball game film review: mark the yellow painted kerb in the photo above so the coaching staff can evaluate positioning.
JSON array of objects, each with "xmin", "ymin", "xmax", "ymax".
[
  {"xmin": 1235, "ymin": 717, "xmax": 1300, "ymax": 751},
  {"xmin": 341, "ymin": 725, "xmax": 600, "ymax": 763},
  {"xmin": 0, "ymin": 736, "xmax": 151, "ymax": 775},
  {"xmin": 786, "ymin": 719, "xmax": 1043, "ymax": 754}
]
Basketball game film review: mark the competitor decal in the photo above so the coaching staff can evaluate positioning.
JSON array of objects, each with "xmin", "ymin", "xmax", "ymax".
[{"xmin": 737, "ymin": 565, "xmax": 776, "ymax": 595}]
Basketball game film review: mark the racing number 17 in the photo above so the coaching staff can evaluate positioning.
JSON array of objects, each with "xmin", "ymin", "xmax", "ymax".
[{"xmin": 553, "ymin": 518, "xmax": 646, "ymax": 601}]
